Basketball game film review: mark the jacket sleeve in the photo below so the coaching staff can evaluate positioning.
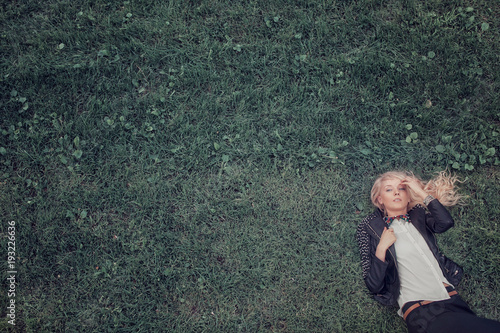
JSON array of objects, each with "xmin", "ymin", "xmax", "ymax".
[
  {"xmin": 424, "ymin": 199, "xmax": 454, "ymax": 233},
  {"xmin": 356, "ymin": 218, "xmax": 389, "ymax": 294}
]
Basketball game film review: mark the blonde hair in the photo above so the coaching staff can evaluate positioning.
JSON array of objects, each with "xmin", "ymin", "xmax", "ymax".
[{"xmin": 370, "ymin": 170, "xmax": 464, "ymax": 213}]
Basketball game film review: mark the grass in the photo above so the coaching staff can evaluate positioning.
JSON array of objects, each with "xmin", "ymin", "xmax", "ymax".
[{"xmin": 0, "ymin": 0, "xmax": 499, "ymax": 332}]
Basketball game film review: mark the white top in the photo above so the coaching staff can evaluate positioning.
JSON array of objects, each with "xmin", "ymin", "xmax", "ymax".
[{"xmin": 390, "ymin": 218, "xmax": 452, "ymax": 317}]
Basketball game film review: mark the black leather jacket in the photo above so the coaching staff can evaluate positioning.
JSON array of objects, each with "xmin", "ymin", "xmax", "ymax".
[{"xmin": 356, "ymin": 199, "xmax": 463, "ymax": 306}]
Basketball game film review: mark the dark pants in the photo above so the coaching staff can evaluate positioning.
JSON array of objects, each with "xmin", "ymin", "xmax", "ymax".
[{"xmin": 404, "ymin": 294, "xmax": 500, "ymax": 333}]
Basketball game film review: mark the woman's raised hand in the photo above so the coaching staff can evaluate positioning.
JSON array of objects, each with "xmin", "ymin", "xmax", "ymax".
[
  {"xmin": 380, "ymin": 227, "xmax": 397, "ymax": 248},
  {"xmin": 375, "ymin": 227, "xmax": 397, "ymax": 262},
  {"xmin": 401, "ymin": 177, "xmax": 428, "ymax": 201}
]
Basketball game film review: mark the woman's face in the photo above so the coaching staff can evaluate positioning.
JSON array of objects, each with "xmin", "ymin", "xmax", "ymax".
[{"xmin": 377, "ymin": 178, "xmax": 410, "ymax": 216}]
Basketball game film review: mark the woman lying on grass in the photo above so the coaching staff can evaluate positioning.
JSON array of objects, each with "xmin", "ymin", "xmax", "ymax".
[{"xmin": 356, "ymin": 171, "xmax": 500, "ymax": 333}]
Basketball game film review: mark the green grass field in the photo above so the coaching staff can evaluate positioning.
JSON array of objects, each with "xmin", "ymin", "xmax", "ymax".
[{"xmin": 1, "ymin": 0, "xmax": 499, "ymax": 332}]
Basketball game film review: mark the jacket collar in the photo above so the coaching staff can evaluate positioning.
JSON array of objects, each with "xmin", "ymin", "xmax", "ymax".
[
  {"xmin": 367, "ymin": 205, "xmax": 425, "ymax": 238},
  {"xmin": 367, "ymin": 209, "xmax": 386, "ymax": 237}
]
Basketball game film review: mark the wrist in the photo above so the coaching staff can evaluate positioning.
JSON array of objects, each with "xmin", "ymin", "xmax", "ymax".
[
  {"xmin": 414, "ymin": 188, "xmax": 429, "ymax": 201},
  {"xmin": 376, "ymin": 242, "xmax": 389, "ymax": 253},
  {"xmin": 377, "ymin": 242, "xmax": 389, "ymax": 251},
  {"xmin": 423, "ymin": 195, "xmax": 436, "ymax": 206}
]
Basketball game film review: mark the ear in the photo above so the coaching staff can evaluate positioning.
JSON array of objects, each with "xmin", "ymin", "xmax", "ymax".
[{"xmin": 377, "ymin": 196, "xmax": 383, "ymax": 205}]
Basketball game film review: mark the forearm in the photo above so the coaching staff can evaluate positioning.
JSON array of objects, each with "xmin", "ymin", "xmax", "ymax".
[
  {"xmin": 375, "ymin": 244, "xmax": 388, "ymax": 262},
  {"xmin": 426, "ymin": 199, "xmax": 454, "ymax": 233}
]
